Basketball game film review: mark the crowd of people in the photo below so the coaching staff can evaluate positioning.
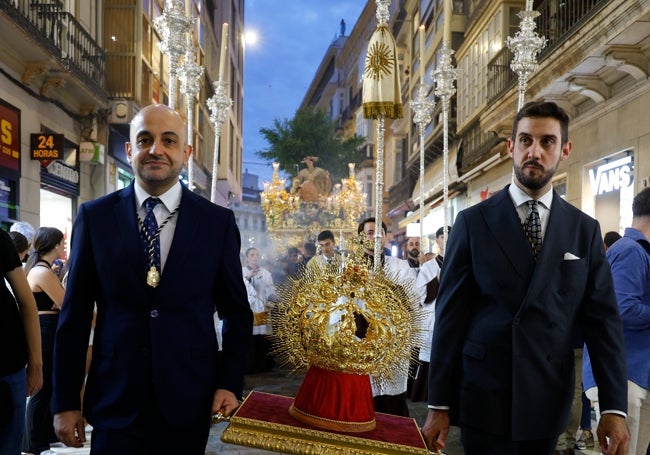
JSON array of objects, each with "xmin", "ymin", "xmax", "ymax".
[{"xmin": 1, "ymin": 101, "xmax": 649, "ymax": 455}]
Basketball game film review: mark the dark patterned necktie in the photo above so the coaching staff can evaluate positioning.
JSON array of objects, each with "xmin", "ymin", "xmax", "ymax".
[
  {"xmin": 525, "ymin": 200, "xmax": 543, "ymax": 258},
  {"xmin": 144, "ymin": 197, "xmax": 161, "ymax": 271}
]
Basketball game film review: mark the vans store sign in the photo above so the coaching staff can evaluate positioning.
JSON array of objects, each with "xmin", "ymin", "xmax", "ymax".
[{"xmin": 589, "ymin": 155, "xmax": 633, "ymax": 196}]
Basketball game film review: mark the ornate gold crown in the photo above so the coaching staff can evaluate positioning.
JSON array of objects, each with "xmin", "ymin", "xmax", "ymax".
[{"xmin": 271, "ymin": 235, "xmax": 425, "ymax": 386}]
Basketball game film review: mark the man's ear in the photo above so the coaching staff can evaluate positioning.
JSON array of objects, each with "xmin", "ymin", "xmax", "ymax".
[
  {"xmin": 125, "ymin": 142, "xmax": 133, "ymax": 163},
  {"xmin": 183, "ymin": 144, "xmax": 192, "ymax": 165},
  {"xmin": 560, "ymin": 140, "xmax": 572, "ymax": 161}
]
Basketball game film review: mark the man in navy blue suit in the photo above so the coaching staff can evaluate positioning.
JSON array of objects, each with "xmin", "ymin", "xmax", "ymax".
[
  {"xmin": 421, "ymin": 101, "xmax": 629, "ymax": 455},
  {"xmin": 51, "ymin": 104, "xmax": 253, "ymax": 454}
]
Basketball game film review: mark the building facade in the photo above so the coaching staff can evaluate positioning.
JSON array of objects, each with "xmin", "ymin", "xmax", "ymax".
[
  {"xmin": 232, "ymin": 169, "xmax": 268, "ymax": 252},
  {"xmin": 301, "ymin": 0, "xmax": 650, "ymax": 257},
  {"xmin": 0, "ymin": 0, "xmax": 245, "ymax": 241}
]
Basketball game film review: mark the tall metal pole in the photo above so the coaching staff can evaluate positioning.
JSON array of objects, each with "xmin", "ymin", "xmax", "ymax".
[
  {"xmin": 432, "ymin": 41, "xmax": 459, "ymax": 248},
  {"xmin": 178, "ymin": 34, "xmax": 204, "ymax": 191},
  {"xmin": 373, "ymin": 116, "xmax": 385, "ymax": 272},
  {"xmin": 409, "ymin": 83, "xmax": 435, "ymax": 247}
]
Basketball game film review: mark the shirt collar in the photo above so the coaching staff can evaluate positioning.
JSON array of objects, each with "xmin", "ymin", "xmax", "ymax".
[
  {"xmin": 509, "ymin": 182, "xmax": 553, "ymax": 210},
  {"xmin": 134, "ymin": 181, "xmax": 182, "ymax": 212}
]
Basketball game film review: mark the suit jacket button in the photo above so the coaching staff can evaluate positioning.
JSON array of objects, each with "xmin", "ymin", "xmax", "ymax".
[
  {"xmin": 513, "ymin": 317, "xmax": 520, "ymax": 326},
  {"xmin": 150, "ymin": 309, "xmax": 159, "ymax": 318}
]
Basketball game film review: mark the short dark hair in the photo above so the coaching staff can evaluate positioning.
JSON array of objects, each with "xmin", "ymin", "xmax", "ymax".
[
  {"xmin": 512, "ymin": 101, "xmax": 570, "ymax": 145},
  {"xmin": 8, "ymin": 231, "xmax": 29, "ymax": 254},
  {"xmin": 303, "ymin": 242, "xmax": 316, "ymax": 255},
  {"xmin": 317, "ymin": 230, "xmax": 335, "ymax": 242},
  {"xmin": 603, "ymin": 231, "xmax": 622, "ymax": 248},
  {"xmin": 245, "ymin": 247, "xmax": 257, "ymax": 257},
  {"xmin": 357, "ymin": 217, "xmax": 387, "ymax": 235},
  {"xmin": 632, "ymin": 187, "xmax": 650, "ymax": 217},
  {"xmin": 287, "ymin": 247, "xmax": 299, "ymax": 255},
  {"xmin": 436, "ymin": 226, "xmax": 451, "ymax": 238}
]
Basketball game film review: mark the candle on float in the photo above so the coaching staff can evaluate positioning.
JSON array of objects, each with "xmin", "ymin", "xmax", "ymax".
[
  {"xmin": 444, "ymin": 0, "xmax": 452, "ymax": 44},
  {"xmin": 526, "ymin": 0, "xmax": 533, "ymax": 11},
  {"xmin": 418, "ymin": 24, "xmax": 425, "ymax": 82},
  {"xmin": 218, "ymin": 23, "xmax": 229, "ymax": 81},
  {"xmin": 185, "ymin": 0, "xmax": 191, "ymax": 16}
]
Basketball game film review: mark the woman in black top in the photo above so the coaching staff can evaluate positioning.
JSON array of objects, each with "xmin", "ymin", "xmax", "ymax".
[{"xmin": 22, "ymin": 227, "xmax": 65, "ymax": 455}]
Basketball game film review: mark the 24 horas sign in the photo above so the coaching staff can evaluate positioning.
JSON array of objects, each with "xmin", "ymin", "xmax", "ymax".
[{"xmin": 30, "ymin": 133, "xmax": 63, "ymax": 160}]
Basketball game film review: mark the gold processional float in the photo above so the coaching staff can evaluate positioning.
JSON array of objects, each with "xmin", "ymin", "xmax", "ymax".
[
  {"xmin": 218, "ymin": 0, "xmax": 436, "ymax": 453},
  {"xmin": 260, "ymin": 160, "xmax": 366, "ymax": 252}
]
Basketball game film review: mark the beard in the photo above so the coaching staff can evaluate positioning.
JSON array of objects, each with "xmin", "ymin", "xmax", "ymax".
[
  {"xmin": 513, "ymin": 159, "xmax": 559, "ymax": 190},
  {"xmin": 407, "ymin": 249, "xmax": 420, "ymax": 258}
]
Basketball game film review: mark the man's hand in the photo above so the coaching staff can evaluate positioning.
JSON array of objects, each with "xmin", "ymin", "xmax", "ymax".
[
  {"xmin": 54, "ymin": 410, "xmax": 86, "ymax": 448},
  {"xmin": 420, "ymin": 409, "xmax": 450, "ymax": 452},
  {"xmin": 211, "ymin": 389, "xmax": 240, "ymax": 417},
  {"xmin": 597, "ymin": 413, "xmax": 630, "ymax": 455}
]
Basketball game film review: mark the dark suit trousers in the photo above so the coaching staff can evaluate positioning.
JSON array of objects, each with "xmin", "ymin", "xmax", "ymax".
[
  {"xmin": 462, "ymin": 425, "xmax": 558, "ymax": 455},
  {"xmin": 90, "ymin": 389, "xmax": 211, "ymax": 455}
]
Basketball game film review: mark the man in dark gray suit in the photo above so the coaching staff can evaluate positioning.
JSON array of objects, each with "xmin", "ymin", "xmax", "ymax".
[
  {"xmin": 51, "ymin": 104, "xmax": 252, "ymax": 454},
  {"xmin": 421, "ymin": 101, "xmax": 629, "ymax": 455}
]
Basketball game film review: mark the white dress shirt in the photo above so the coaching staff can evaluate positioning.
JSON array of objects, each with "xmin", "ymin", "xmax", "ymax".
[{"xmin": 508, "ymin": 182, "xmax": 553, "ymax": 238}]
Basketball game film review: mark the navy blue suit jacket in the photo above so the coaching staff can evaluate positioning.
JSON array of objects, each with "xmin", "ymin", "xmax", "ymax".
[
  {"xmin": 428, "ymin": 185, "xmax": 626, "ymax": 440},
  {"xmin": 52, "ymin": 182, "xmax": 253, "ymax": 429}
]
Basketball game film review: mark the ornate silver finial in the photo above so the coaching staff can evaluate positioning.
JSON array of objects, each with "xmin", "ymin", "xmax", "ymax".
[
  {"xmin": 153, "ymin": 0, "xmax": 194, "ymax": 109},
  {"xmin": 432, "ymin": 42, "xmax": 459, "ymax": 101},
  {"xmin": 206, "ymin": 80, "xmax": 233, "ymax": 203},
  {"xmin": 506, "ymin": 2, "xmax": 547, "ymax": 109},
  {"xmin": 375, "ymin": 0, "xmax": 390, "ymax": 26}
]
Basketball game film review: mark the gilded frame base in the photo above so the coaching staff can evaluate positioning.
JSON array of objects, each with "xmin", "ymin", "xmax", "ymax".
[{"xmin": 221, "ymin": 391, "xmax": 429, "ymax": 455}]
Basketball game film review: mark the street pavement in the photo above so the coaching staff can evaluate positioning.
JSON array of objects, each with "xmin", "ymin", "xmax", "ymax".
[{"xmin": 43, "ymin": 366, "xmax": 602, "ymax": 455}]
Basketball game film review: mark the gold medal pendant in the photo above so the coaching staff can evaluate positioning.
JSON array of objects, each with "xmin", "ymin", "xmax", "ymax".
[{"xmin": 147, "ymin": 266, "xmax": 160, "ymax": 288}]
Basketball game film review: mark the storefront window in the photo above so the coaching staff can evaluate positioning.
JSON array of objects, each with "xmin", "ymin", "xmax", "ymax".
[
  {"xmin": 587, "ymin": 151, "xmax": 634, "ymax": 235},
  {"xmin": 40, "ymin": 189, "xmax": 72, "ymax": 260}
]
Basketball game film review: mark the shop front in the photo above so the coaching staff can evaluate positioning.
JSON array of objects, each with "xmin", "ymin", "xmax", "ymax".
[
  {"xmin": 585, "ymin": 150, "xmax": 634, "ymax": 235},
  {"xmin": 36, "ymin": 132, "xmax": 80, "ymax": 258},
  {"xmin": 0, "ymin": 99, "xmax": 21, "ymax": 229}
]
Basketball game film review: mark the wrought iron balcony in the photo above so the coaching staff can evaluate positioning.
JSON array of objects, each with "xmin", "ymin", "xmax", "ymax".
[
  {"xmin": 458, "ymin": 120, "xmax": 502, "ymax": 174},
  {"xmin": 0, "ymin": 0, "xmax": 106, "ymax": 101},
  {"xmin": 487, "ymin": 0, "xmax": 609, "ymax": 105}
]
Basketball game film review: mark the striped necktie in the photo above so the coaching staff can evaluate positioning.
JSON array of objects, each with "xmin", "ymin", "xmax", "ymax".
[{"xmin": 144, "ymin": 197, "xmax": 161, "ymax": 271}]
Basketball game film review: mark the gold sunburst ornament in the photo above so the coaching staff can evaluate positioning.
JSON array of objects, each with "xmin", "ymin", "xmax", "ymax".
[
  {"xmin": 271, "ymin": 236, "xmax": 424, "ymax": 432},
  {"xmin": 365, "ymin": 39, "xmax": 394, "ymax": 81}
]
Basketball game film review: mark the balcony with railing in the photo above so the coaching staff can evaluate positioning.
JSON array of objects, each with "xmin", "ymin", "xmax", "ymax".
[
  {"xmin": 0, "ymin": 0, "xmax": 106, "ymax": 104},
  {"xmin": 487, "ymin": 0, "xmax": 609, "ymax": 105},
  {"xmin": 458, "ymin": 120, "xmax": 502, "ymax": 174}
]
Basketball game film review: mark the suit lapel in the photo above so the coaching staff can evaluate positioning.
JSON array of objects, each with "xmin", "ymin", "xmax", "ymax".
[
  {"xmin": 516, "ymin": 191, "xmax": 574, "ymax": 315},
  {"xmin": 114, "ymin": 182, "xmax": 149, "ymax": 275},
  {"xmin": 163, "ymin": 186, "xmax": 199, "ymax": 281},
  {"xmin": 481, "ymin": 187, "xmax": 535, "ymax": 280},
  {"xmin": 527, "ymin": 191, "xmax": 570, "ymax": 288}
]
